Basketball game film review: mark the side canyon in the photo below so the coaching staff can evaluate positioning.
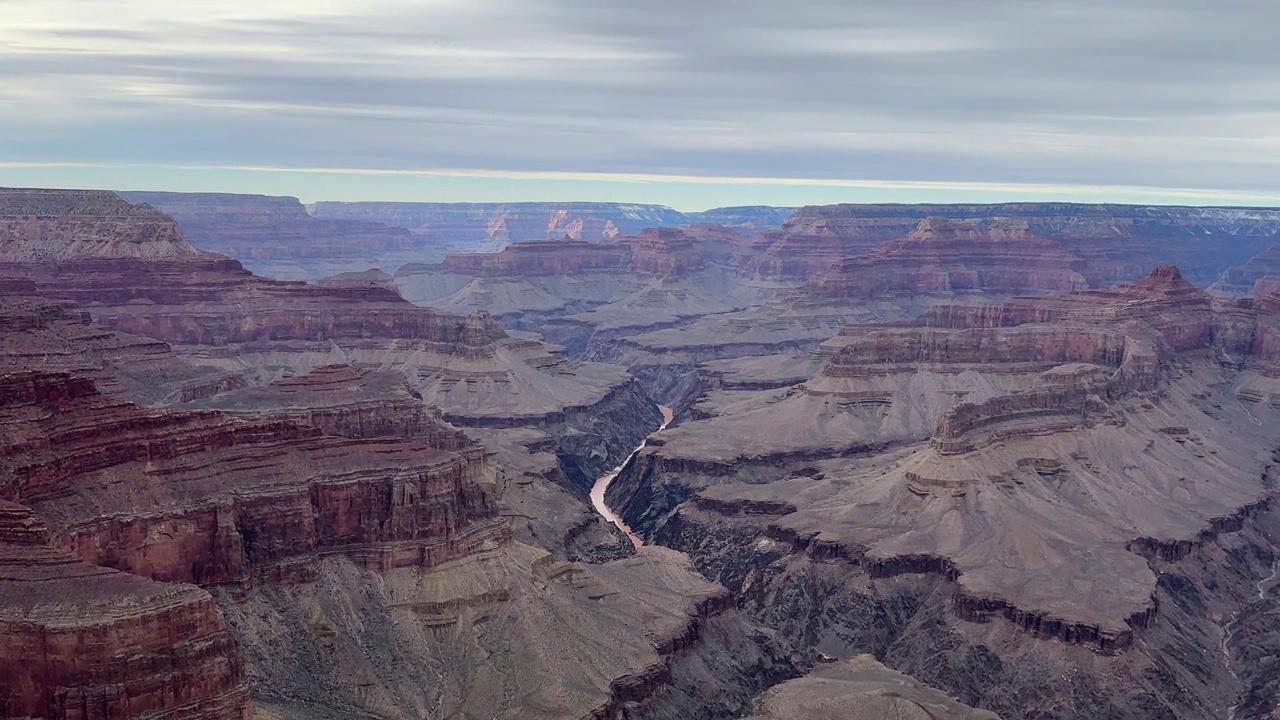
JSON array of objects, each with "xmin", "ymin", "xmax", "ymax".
[{"xmin": 5, "ymin": 188, "xmax": 1280, "ymax": 720}]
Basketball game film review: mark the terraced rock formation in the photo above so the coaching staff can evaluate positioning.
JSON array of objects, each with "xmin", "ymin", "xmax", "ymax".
[
  {"xmin": 743, "ymin": 655, "xmax": 999, "ymax": 720},
  {"xmin": 0, "ymin": 190, "xmax": 792, "ymax": 720},
  {"xmin": 311, "ymin": 200, "xmax": 793, "ymax": 251},
  {"xmin": 0, "ymin": 188, "xmax": 205, "ymax": 261},
  {"xmin": 607, "ymin": 266, "xmax": 1280, "ymax": 718},
  {"xmin": 0, "ymin": 500, "xmax": 251, "ymax": 720},
  {"xmin": 121, "ymin": 192, "xmax": 430, "ymax": 281},
  {"xmin": 747, "ymin": 203, "xmax": 1280, "ymax": 284},
  {"xmin": 0, "ymin": 357, "xmax": 764, "ymax": 719},
  {"xmin": 1213, "ymin": 245, "xmax": 1280, "ymax": 297},
  {"xmin": 0, "ymin": 189, "xmax": 660, "ymax": 497},
  {"xmin": 10, "ymin": 186, "xmax": 1280, "ymax": 720},
  {"xmin": 602, "ymin": 217, "xmax": 1089, "ymax": 406},
  {"xmin": 788, "ymin": 217, "xmax": 1086, "ymax": 306}
]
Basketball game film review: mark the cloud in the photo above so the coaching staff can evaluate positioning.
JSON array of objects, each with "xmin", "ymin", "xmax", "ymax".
[{"xmin": 1, "ymin": 0, "xmax": 1278, "ymax": 202}]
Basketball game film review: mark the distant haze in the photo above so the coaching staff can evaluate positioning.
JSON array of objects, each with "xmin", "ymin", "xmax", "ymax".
[{"xmin": 2, "ymin": 0, "xmax": 1278, "ymax": 208}]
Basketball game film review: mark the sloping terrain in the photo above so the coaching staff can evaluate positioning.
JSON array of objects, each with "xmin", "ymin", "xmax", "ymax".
[
  {"xmin": 607, "ymin": 267, "xmax": 1280, "ymax": 718},
  {"xmin": 0, "ymin": 188, "xmax": 799, "ymax": 720},
  {"xmin": 7, "ymin": 188, "xmax": 1280, "ymax": 720}
]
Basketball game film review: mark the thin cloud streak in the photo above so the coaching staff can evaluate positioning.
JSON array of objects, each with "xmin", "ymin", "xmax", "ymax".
[
  {"xmin": 1, "ymin": 0, "xmax": 1278, "ymax": 203},
  {"xmin": 3, "ymin": 161, "xmax": 1279, "ymax": 207}
]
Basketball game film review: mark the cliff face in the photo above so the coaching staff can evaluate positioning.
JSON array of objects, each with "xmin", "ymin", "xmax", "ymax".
[
  {"xmin": 787, "ymin": 217, "xmax": 1086, "ymax": 305},
  {"xmin": 0, "ymin": 189, "xmax": 209, "ymax": 261},
  {"xmin": 309, "ymin": 200, "xmax": 691, "ymax": 251},
  {"xmin": 427, "ymin": 239, "xmax": 632, "ymax": 277},
  {"xmin": 0, "ymin": 502, "xmax": 251, "ymax": 720},
  {"xmin": 608, "ymin": 265, "xmax": 1280, "ymax": 717},
  {"xmin": 0, "ymin": 369, "xmax": 500, "ymax": 584},
  {"xmin": 0, "ymin": 190, "xmax": 669, "ymax": 556},
  {"xmin": 748, "ymin": 203, "xmax": 1280, "ymax": 284},
  {"xmin": 615, "ymin": 227, "xmax": 713, "ymax": 276},
  {"xmin": 404, "ymin": 229, "xmax": 714, "ymax": 280},
  {"xmin": 0, "ymin": 295, "xmax": 231, "ymax": 405},
  {"xmin": 1212, "ymin": 244, "xmax": 1280, "ymax": 297},
  {"xmin": 120, "ymin": 192, "xmax": 428, "ymax": 281},
  {"xmin": 0, "ymin": 189, "xmax": 798, "ymax": 720},
  {"xmin": 0, "ymin": 342, "xmax": 724, "ymax": 720}
]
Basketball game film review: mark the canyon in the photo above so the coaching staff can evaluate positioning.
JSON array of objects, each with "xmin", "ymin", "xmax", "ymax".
[
  {"xmin": 122, "ymin": 192, "xmax": 798, "ymax": 281},
  {"xmin": 5, "ymin": 186, "xmax": 1280, "ymax": 720}
]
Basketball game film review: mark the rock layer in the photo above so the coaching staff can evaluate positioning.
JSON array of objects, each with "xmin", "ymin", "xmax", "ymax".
[
  {"xmin": 749, "ymin": 203, "xmax": 1280, "ymax": 284},
  {"xmin": 120, "ymin": 192, "xmax": 427, "ymax": 280},
  {"xmin": 608, "ymin": 265, "xmax": 1280, "ymax": 717},
  {"xmin": 743, "ymin": 655, "xmax": 999, "ymax": 720},
  {"xmin": 0, "ymin": 498, "xmax": 251, "ymax": 720},
  {"xmin": 0, "ymin": 188, "xmax": 206, "ymax": 261}
]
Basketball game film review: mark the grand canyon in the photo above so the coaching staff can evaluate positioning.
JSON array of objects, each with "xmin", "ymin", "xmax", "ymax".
[{"xmin": 5, "ymin": 187, "xmax": 1280, "ymax": 720}]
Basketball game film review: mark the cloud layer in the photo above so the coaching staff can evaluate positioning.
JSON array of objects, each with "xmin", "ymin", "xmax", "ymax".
[{"xmin": 1, "ymin": 0, "xmax": 1277, "ymax": 201}]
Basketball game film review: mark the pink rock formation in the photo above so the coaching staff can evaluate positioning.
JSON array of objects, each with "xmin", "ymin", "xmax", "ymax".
[
  {"xmin": 0, "ymin": 501, "xmax": 251, "ymax": 720},
  {"xmin": 787, "ymin": 217, "xmax": 1086, "ymax": 305},
  {"xmin": 0, "ymin": 189, "xmax": 206, "ymax": 261},
  {"xmin": 743, "ymin": 203, "xmax": 1280, "ymax": 284},
  {"xmin": 120, "ymin": 192, "xmax": 425, "ymax": 280}
]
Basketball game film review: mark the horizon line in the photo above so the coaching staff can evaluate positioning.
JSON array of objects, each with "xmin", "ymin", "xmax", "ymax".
[{"xmin": 2, "ymin": 161, "xmax": 1280, "ymax": 210}]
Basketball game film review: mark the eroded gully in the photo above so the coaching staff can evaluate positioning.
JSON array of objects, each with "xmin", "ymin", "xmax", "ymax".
[
  {"xmin": 1224, "ymin": 558, "xmax": 1280, "ymax": 719},
  {"xmin": 590, "ymin": 404, "xmax": 673, "ymax": 548}
]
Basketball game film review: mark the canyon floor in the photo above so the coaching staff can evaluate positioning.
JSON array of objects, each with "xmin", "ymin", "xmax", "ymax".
[{"xmin": 4, "ymin": 189, "xmax": 1280, "ymax": 720}]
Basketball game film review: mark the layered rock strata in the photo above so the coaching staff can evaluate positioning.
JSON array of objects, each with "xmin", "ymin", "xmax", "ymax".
[
  {"xmin": 748, "ymin": 203, "xmax": 1280, "ymax": 284},
  {"xmin": 786, "ymin": 217, "xmax": 1086, "ymax": 307},
  {"xmin": 309, "ymin": 201, "xmax": 691, "ymax": 254},
  {"xmin": 120, "ymin": 192, "xmax": 427, "ymax": 280},
  {"xmin": 394, "ymin": 229, "xmax": 769, "ymax": 333},
  {"xmin": 0, "ymin": 188, "xmax": 793, "ymax": 720},
  {"xmin": 0, "ymin": 188, "xmax": 204, "ymax": 261},
  {"xmin": 606, "ymin": 266, "xmax": 1280, "ymax": 717},
  {"xmin": 1212, "ymin": 244, "xmax": 1280, "ymax": 297},
  {"xmin": 742, "ymin": 655, "xmax": 999, "ymax": 720},
  {"xmin": 0, "ymin": 369, "xmax": 501, "ymax": 585},
  {"xmin": 0, "ymin": 313, "xmax": 734, "ymax": 720},
  {"xmin": 0, "ymin": 501, "xmax": 251, "ymax": 720}
]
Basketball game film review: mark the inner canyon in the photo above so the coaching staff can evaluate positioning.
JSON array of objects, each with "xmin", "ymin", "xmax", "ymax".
[{"xmin": 6, "ymin": 188, "xmax": 1280, "ymax": 720}]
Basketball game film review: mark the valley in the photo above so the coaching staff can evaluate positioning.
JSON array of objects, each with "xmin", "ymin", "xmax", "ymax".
[{"xmin": 4, "ymin": 188, "xmax": 1280, "ymax": 719}]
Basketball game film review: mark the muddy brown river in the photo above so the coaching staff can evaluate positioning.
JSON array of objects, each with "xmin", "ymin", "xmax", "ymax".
[{"xmin": 589, "ymin": 404, "xmax": 673, "ymax": 548}]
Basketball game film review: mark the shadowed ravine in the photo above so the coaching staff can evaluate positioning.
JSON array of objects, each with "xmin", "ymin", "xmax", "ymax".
[{"xmin": 592, "ymin": 404, "xmax": 674, "ymax": 547}]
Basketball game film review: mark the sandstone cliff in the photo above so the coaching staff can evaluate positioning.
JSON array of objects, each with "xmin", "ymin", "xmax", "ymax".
[
  {"xmin": 743, "ymin": 655, "xmax": 999, "ymax": 720},
  {"xmin": 0, "ymin": 502, "xmax": 251, "ymax": 720},
  {"xmin": 1212, "ymin": 244, "xmax": 1280, "ymax": 297},
  {"xmin": 746, "ymin": 203, "xmax": 1280, "ymax": 284},
  {"xmin": 607, "ymin": 265, "xmax": 1280, "ymax": 717},
  {"xmin": 309, "ymin": 200, "xmax": 690, "ymax": 252},
  {"xmin": 120, "ymin": 192, "xmax": 427, "ymax": 280},
  {"xmin": 0, "ymin": 189, "xmax": 208, "ymax": 261},
  {"xmin": 786, "ymin": 217, "xmax": 1086, "ymax": 306}
]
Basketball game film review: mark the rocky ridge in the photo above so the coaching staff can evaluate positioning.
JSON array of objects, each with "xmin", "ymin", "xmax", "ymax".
[
  {"xmin": 606, "ymin": 266, "xmax": 1280, "ymax": 718},
  {"xmin": 1213, "ymin": 244, "xmax": 1280, "ymax": 297},
  {"xmin": 10, "ymin": 186, "xmax": 1280, "ymax": 720},
  {"xmin": 750, "ymin": 203, "xmax": 1280, "ymax": 284},
  {"xmin": 0, "ymin": 500, "xmax": 251, "ymax": 720},
  {"xmin": 0, "ymin": 190, "xmax": 788, "ymax": 719},
  {"xmin": 0, "ymin": 189, "xmax": 207, "ymax": 261},
  {"xmin": 120, "ymin": 192, "xmax": 428, "ymax": 281},
  {"xmin": 743, "ymin": 655, "xmax": 999, "ymax": 720},
  {"xmin": 309, "ymin": 200, "xmax": 792, "ymax": 251}
]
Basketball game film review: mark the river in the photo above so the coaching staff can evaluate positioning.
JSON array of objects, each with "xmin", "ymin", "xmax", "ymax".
[{"xmin": 589, "ymin": 404, "xmax": 674, "ymax": 548}]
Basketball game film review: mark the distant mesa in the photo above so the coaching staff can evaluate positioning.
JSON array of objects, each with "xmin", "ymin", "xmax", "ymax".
[
  {"xmin": 5, "ymin": 185, "xmax": 1280, "ymax": 720},
  {"xmin": 0, "ymin": 188, "xmax": 209, "ymax": 261}
]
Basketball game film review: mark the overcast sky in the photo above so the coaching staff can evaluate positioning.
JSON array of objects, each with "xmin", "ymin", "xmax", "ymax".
[{"xmin": 1, "ymin": 0, "xmax": 1277, "ymax": 209}]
